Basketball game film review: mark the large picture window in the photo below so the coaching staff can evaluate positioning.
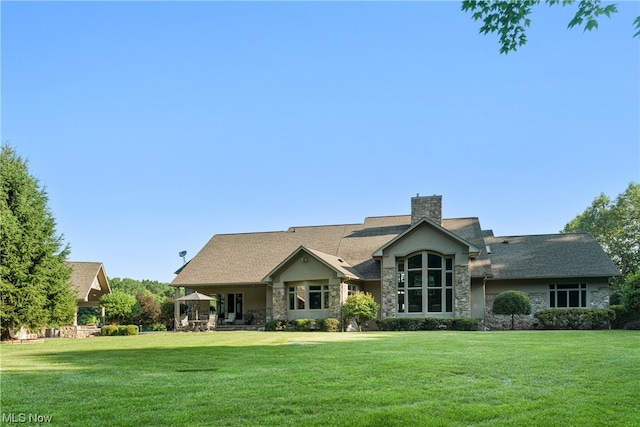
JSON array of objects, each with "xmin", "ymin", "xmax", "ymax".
[
  {"xmin": 549, "ymin": 284, "xmax": 587, "ymax": 308},
  {"xmin": 397, "ymin": 252, "xmax": 453, "ymax": 314}
]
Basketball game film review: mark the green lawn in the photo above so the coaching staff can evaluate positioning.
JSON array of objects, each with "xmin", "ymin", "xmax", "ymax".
[{"xmin": 1, "ymin": 331, "xmax": 639, "ymax": 426}]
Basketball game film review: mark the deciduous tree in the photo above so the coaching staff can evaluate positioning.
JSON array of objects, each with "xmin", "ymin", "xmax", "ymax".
[
  {"xmin": 342, "ymin": 292, "xmax": 380, "ymax": 332},
  {"xmin": 563, "ymin": 183, "xmax": 640, "ymax": 303},
  {"xmin": 100, "ymin": 291, "xmax": 137, "ymax": 324},
  {"xmin": 462, "ymin": 0, "xmax": 640, "ymax": 54},
  {"xmin": 492, "ymin": 290, "xmax": 532, "ymax": 329},
  {"xmin": 0, "ymin": 146, "xmax": 75, "ymax": 336}
]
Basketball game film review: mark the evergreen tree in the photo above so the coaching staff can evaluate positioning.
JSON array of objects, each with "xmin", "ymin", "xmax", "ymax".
[{"xmin": 0, "ymin": 146, "xmax": 75, "ymax": 335}]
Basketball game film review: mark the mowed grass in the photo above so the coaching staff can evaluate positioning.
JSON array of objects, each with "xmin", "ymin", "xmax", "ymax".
[{"xmin": 1, "ymin": 331, "xmax": 639, "ymax": 426}]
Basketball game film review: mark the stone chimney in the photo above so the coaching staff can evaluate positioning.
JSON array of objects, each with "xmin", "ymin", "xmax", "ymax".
[{"xmin": 411, "ymin": 194, "xmax": 442, "ymax": 225}]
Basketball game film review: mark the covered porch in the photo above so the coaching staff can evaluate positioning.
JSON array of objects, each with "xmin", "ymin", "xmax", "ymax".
[{"xmin": 172, "ymin": 283, "xmax": 270, "ymax": 331}]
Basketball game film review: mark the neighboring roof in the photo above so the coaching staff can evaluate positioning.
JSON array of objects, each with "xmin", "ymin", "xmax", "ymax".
[
  {"xmin": 484, "ymin": 233, "xmax": 621, "ymax": 279},
  {"xmin": 68, "ymin": 262, "xmax": 111, "ymax": 303},
  {"xmin": 171, "ymin": 215, "xmax": 490, "ymax": 286}
]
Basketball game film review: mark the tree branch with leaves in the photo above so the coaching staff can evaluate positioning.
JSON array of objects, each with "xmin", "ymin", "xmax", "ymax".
[{"xmin": 462, "ymin": 0, "xmax": 639, "ymax": 54}]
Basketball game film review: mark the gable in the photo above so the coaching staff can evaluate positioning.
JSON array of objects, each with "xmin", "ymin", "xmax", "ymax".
[
  {"xmin": 68, "ymin": 262, "xmax": 111, "ymax": 304},
  {"xmin": 263, "ymin": 247, "xmax": 359, "ymax": 283},
  {"xmin": 373, "ymin": 218, "xmax": 480, "ymax": 263}
]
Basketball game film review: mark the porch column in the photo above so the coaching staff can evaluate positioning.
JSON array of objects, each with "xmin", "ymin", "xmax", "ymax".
[
  {"xmin": 73, "ymin": 307, "xmax": 78, "ymax": 326},
  {"xmin": 174, "ymin": 287, "xmax": 181, "ymax": 330}
]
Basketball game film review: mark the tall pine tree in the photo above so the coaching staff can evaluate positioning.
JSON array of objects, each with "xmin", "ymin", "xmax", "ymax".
[{"xmin": 1, "ymin": 145, "xmax": 75, "ymax": 336}]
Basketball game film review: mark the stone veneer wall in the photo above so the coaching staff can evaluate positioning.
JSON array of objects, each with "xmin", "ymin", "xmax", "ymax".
[
  {"xmin": 328, "ymin": 283, "xmax": 343, "ymax": 319},
  {"xmin": 590, "ymin": 287, "xmax": 610, "ymax": 308},
  {"xmin": 411, "ymin": 195, "xmax": 442, "ymax": 225},
  {"xmin": 381, "ymin": 267, "xmax": 397, "ymax": 318},
  {"xmin": 59, "ymin": 325, "xmax": 101, "ymax": 339},
  {"xmin": 453, "ymin": 265, "xmax": 470, "ymax": 318},
  {"xmin": 272, "ymin": 285, "xmax": 287, "ymax": 320}
]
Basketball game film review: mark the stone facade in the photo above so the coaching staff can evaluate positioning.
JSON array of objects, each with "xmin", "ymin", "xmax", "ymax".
[
  {"xmin": 381, "ymin": 267, "xmax": 397, "ymax": 318},
  {"xmin": 590, "ymin": 287, "xmax": 610, "ymax": 308},
  {"xmin": 328, "ymin": 283, "xmax": 343, "ymax": 319},
  {"xmin": 59, "ymin": 325, "xmax": 101, "ymax": 339},
  {"xmin": 272, "ymin": 285, "xmax": 287, "ymax": 320},
  {"xmin": 411, "ymin": 195, "xmax": 442, "ymax": 225},
  {"xmin": 453, "ymin": 265, "xmax": 470, "ymax": 318}
]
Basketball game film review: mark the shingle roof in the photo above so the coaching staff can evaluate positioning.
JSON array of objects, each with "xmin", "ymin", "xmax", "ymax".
[
  {"xmin": 171, "ymin": 215, "xmax": 489, "ymax": 286},
  {"xmin": 484, "ymin": 233, "xmax": 621, "ymax": 279},
  {"xmin": 68, "ymin": 262, "xmax": 111, "ymax": 302},
  {"xmin": 263, "ymin": 246, "xmax": 363, "ymax": 282}
]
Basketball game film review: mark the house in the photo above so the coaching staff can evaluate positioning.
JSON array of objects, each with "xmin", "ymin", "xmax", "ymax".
[
  {"xmin": 171, "ymin": 195, "xmax": 620, "ymax": 330},
  {"xmin": 67, "ymin": 262, "xmax": 111, "ymax": 330}
]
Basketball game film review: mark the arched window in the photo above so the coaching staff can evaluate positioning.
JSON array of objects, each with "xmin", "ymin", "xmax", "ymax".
[{"xmin": 397, "ymin": 252, "xmax": 453, "ymax": 314}]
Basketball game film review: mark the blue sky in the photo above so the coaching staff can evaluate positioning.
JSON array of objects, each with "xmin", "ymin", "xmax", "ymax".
[{"xmin": 2, "ymin": 1, "xmax": 638, "ymax": 283}]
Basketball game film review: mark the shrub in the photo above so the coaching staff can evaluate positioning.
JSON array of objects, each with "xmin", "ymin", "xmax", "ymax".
[
  {"xmin": 291, "ymin": 319, "xmax": 319, "ymax": 331},
  {"xmin": 624, "ymin": 319, "xmax": 640, "ymax": 330},
  {"xmin": 101, "ymin": 325, "xmax": 139, "ymax": 336},
  {"xmin": 444, "ymin": 318, "xmax": 479, "ymax": 331},
  {"xmin": 323, "ymin": 318, "xmax": 340, "ymax": 332},
  {"xmin": 120, "ymin": 325, "xmax": 139, "ymax": 335},
  {"xmin": 316, "ymin": 318, "xmax": 340, "ymax": 332},
  {"xmin": 342, "ymin": 292, "xmax": 380, "ymax": 331},
  {"xmin": 492, "ymin": 291, "xmax": 532, "ymax": 330},
  {"xmin": 610, "ymin": 305, "xmax": 635, "ymax": 329},
  {"xmin": 265, "ymin": 319, "xmax": 288, "ymax": 331},
  {"xmin": 101, "ymin": 325, "xmax": 118, "ymax": 336},
  {"xmin": 535, "ymin": 308, "xmax": 615, "ymax": 330},
  {"xmin": 375, "ymin": 317, "xmax": 478, "ymax": 331},
  {"xmin": 79, "ymin": 314, "xmax": 98, "ymax": 325}
]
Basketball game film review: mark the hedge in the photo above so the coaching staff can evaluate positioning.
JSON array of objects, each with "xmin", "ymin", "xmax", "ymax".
[
  {"xmin": 610, "ymin": 305, "xmax": 640, "ymax": 329},
  {"xmin": 101, "ymin": 325, "xmax": 139, "ymax": 336},
  {"xmin": 376, "ymin": 317, "xmax": 478, "ymax": 331},
  {"xmin": 534, "ymin": 308, "xmax": 615, "ymax": 330},
  {"xmin": 265, "ymin": 318, "xmax": 340, "ymax": 332}
]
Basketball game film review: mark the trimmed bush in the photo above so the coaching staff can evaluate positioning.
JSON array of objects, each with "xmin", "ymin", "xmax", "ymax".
[
  {"xmin": 121, "ymin": 325, "xmax": 139, "ymax": 335},
  {"xmin": 100, "ymin": 325, "xmax": 139, "ymax": 336},
  {"xmin": 291, "ymin": 319, "xmax": 319, "ymax": 331},
  {"xmin": 535, "ymin": 308, "xmax": 615, "ymax": 330},
  {"xmin": 376, "ymin": 317, "xmax": 478, "ymax": 331},
  {"xmin": 318, "ymin": 318, "xmax": 340, "ymax": 332},
  {"xmin": 265, "ymin": 319, "xmax": 288, "ymax": 331},
  {"xmin": 443, "ymin": 318, "xmax": 479, "ymax": 331},
  {"xmin": 101, "ymin": 325, "xmax": 118, "ymax": 336}
]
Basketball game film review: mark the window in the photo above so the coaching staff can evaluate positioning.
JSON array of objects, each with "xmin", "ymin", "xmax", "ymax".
[
  {"xmin": 289, "ymin": 284, "xmax": 330, "ymax": 311},
  {"xmin": 397, "ymin": 252, "xmax": 454, "ymax": 314},
  {"xmin": 549, "ymin": 284, "xmax": 587, "ymax": 308}
]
